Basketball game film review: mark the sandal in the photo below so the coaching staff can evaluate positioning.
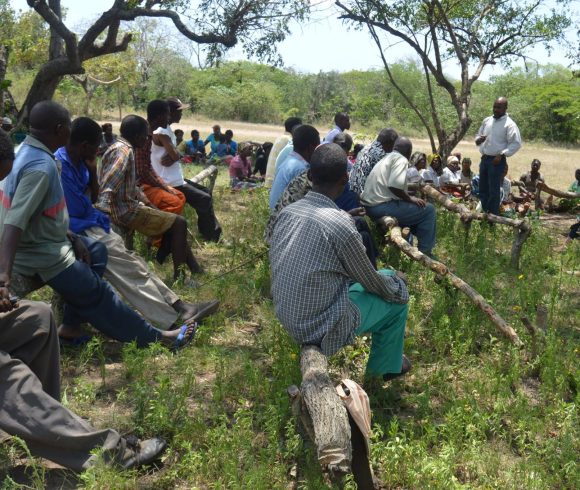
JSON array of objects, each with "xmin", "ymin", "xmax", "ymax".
[{"xmin": 171, "ymin": 323, "xmax": 197, "ymax": 353}]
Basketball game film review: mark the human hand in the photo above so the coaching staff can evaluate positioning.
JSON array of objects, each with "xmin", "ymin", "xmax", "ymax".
[
  {"xmin": 162, "ymin": 153, "xmax": 176, "ymax": 166},
  {"xmin": 411, "ymin": 197, "xmax": 426, "ymax": 208},
  {"xmin": 347, "ymin": 207, "xmax": 366, "ymax": 217},
  {"xmin": 492, "ymin": 155, "xmax": 502, "ymax": 165},
  {"xmin": 0, "ymin": 285, "xmax": 15, "ymax": 313},
  {"xmin": 396, "ymin": 271, "xmax": 408, "ymax": 284},
  {"xmin": 475, "ymin": 135, "xmax": 487, "ymax": 145},
  {"xmin": 70, "ymin": 235, "xmax": 91, "ymax": 265}
]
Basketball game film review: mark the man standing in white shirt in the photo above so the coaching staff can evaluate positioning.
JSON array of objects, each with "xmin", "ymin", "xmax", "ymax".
[
  {"xmin": 362, "ymin": 138, "xmax": 437, "ymax": 257},
  {"xmin": 475, "ymin": 97, "xmax": 522, "ymax": 215},
  {"xmin": 322, "ymin": 112, "xmax": 350, "ymax": 144}
]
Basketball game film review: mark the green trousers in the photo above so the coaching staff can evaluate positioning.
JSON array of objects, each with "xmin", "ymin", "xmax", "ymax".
[{"xmin": 349, "ymin": 269, "xmax": 408, "ymax": 377}]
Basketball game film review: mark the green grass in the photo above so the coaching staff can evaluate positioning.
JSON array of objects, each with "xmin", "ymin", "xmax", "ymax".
[{"xmin": 1, "ymin": 165, "xmax": 578, "ymax": 489}]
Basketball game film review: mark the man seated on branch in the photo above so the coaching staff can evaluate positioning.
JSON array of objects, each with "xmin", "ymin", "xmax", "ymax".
[
  {"xmin": 362, "ymin": 137, "xmax": 437, "ymax": 257},
  {"xmin": 270, "ymin": 143, "xmax": 410, "ymax": 383},
  {"xmin": 0, "ymin": 109, "xmax": 195, "ymax": 347},
  {"xmin": 56, "ymin": 117, "xmax": 219, "ymax": 330},
  {"xmin": 96, "ymin": 114, "xmax": 203, "ymax": 281}
]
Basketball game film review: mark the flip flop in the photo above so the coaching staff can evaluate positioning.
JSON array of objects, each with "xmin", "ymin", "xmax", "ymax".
[
  {"xmin": 59, "ymin": 334, "xmax": 93, "ymax": 347},
  {"xmin": 171, "ymin": 323, "xmax": 197, "ymax": 353}
]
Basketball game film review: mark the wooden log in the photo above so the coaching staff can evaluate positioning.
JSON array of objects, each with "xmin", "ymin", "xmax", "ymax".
[
  {"xmin": 8, "ymin": 273, "xmax": 44, "ymax": 298},
  {"xmin": 379, "ymin": 217, "xmax": 522, "ymax": 346},
  {"xmin": 510, "ymin": 224, "xmax": 532, "ymax": 269},
  {"xmin": 537, "ymin": 181, "xmax": 579, "ymax": 200},
  {"xmin": 299, "ymin": 345, "xmax": 352, "ymax": 476},
  {"xmin": 188, "ymin": 164, "xmax": 218, "ymax": 193}
]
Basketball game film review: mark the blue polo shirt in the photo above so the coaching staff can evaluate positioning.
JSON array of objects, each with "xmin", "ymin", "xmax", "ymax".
[
  {"xmin": 55, "ymin": 146, "xmax": 110, "ymax": 234},
  {"xmin": 269, "ymin": 151, "xmax": 309, "ymax": 209},
  {"xmin": 185, "ymin": 139, "xmax": 205, "ymax": 154}
]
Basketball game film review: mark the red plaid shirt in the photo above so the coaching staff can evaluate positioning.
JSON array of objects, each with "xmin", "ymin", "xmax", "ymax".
[{"xmin": 134, "ymin": 134, "xmax": 167, "ymax": 188}]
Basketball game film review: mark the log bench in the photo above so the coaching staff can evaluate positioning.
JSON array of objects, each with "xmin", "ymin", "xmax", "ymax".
[{"xmin": 287, "ymin": 345, "xmax": 378, "ymax": 489}]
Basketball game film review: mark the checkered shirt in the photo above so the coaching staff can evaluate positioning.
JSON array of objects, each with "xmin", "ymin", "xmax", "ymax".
[
  {"xmin": 349, "ymin": 140, "xmax": 386, "ymax": 195},
  {"xmin": 269, "ymin": 191, "xmax": 408, "ymax": 356},
  {"xmin": 134, "ymin": 134, "xmax": 167, "ymax": 188},
  {"xmin": 96, "ymin": 137, "xmax": 145, "ymax": 226}
]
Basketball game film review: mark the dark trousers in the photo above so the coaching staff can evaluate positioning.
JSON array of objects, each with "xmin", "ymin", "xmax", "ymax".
[
  {"xmin": 479, "ymin": 155, "xmax": 506, "ymax": 215},
  {"xmin": 353, "ymin": 217, "xmax": 378, "ymax": 269},
  {"xmin": 47, "ymin": 236, "xmax": 162, "ymax": 346},
  {"xmin": 177, "ymin": 181, "xmax": 222, "ymax": 241}
]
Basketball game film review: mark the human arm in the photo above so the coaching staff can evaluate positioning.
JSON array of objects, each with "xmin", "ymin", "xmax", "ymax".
[
  {"xmin": 475, "ymin": 120, "xmax": 487, "ymax": 145},
  {"xmin": 0, "ymin": 224, "xmax": 22, "ymax": 311},
  {"xmin": 335, "ymin": 224, "xmax": 408, "ymax": 304},
  {"xmin": 503, "ymin": 121, "xmax": 522, "ymax": 157},
  {"xmin": 153, "ymin": 133, "xmax": 181, "ymax": 166},
  {"xmin": 85, "ymin": 158, "xmax": 100, "ymax": 203}
]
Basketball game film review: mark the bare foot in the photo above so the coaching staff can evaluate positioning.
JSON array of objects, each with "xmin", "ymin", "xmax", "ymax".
[{"xmin": 58, "ymin": 323, "xmax": 84, "ymax": 340}]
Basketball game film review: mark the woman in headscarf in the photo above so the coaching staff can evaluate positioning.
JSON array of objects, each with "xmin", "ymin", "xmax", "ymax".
[{"xmin": 420, "ymin": 153, "xmax": 442, "ymax": 187}]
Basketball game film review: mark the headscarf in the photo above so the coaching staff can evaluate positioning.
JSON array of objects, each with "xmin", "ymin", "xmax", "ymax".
[
  {"xmin": 410, "ymin": 151, "xmax": 427, "ymax": 168},
  {"xmin": 427, "ymin": 153, "xmax": 440, "ymax": 166}
]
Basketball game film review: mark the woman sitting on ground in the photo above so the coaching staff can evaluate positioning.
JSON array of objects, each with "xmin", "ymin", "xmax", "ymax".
[{"xmin": 229, "ymin": 143, "xmax": 263, "ymax": 190}]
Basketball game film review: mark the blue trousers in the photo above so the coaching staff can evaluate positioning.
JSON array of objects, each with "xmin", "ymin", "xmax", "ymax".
[
  {"xmin": 47, "ymin": 236, "xmax": 162, "ymax": 346},
  {"xmin": 479, "ymin": 155, "xmax": 506, "ymax": 215},
  {"xmin": 366, "ymin": 200, "xmax": 437, "ymax": 255}
]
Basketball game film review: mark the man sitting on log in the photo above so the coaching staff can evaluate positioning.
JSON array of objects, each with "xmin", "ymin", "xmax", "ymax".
[
  {"xmin": 56, "ymin": 117, "xmax": 219, "ymax": 330},
  {"xmin": 269, "ymin": 143, "xmax": 411, "ymax": 384},
  {"xmin": 362, "ymin": 137, "xmax": 437, "ymax": 257}
]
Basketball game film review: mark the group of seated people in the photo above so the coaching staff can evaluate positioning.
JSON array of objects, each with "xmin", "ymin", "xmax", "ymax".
[{"xmin": 0, "ymin": 99, "xmax": 227, "ymax": 472}]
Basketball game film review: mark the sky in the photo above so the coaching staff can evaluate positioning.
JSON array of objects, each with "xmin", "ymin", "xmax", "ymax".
[{"xmin": 9, "ymin": 0, "xmax": 578, "ymax": 80}]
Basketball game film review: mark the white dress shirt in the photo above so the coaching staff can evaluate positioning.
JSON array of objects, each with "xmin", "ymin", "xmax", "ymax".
[{"xmin": 476, "ymin": 114, "xmax": 522, "ymax": 157}]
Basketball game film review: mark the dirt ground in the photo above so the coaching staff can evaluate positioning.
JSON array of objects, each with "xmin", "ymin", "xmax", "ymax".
[{"xmin": 101, "ymin": 115, "xmax": 579, "ymax": 190}]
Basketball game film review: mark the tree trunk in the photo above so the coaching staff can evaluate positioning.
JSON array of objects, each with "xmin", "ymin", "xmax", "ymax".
[{"xmin": 537, "ymin": 182, "xmax": 580, "ymax": 199}]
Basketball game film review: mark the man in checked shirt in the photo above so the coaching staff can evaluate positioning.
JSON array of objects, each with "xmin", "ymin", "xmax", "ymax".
[{"xmin": 269, "ymin": 143, "xmax": 411, "ymax": 383}]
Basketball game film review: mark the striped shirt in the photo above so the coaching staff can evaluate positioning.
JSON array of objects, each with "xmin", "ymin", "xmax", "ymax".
[
  {"xmin": 96, "ymin": 137, "xmax": 145, "ymax": 226},
  {"xmin": 270, "ymin": 191, "xmax": 408, "ymax": 356}
]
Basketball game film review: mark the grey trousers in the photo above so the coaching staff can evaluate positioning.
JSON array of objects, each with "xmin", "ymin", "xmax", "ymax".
[
  {"xmin": 84, "ymin": 226, "xmax": 180, "ymax": 329},
  {"xmin": 0, "ymin": 301, "xmax": 122, "ymax": 471}
]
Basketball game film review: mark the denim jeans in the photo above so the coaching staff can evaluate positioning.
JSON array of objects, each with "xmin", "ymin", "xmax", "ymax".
[
  {"xmin": 47, "ymin": 236, "xmax": 162, "ymax": 346},
  {"xmin": 479, "ymin": 155, "xmax": 506, "ymax": 215},
  {"xmin": 366, "ymin": 200, "xmax": 437, "ymax": 255}
]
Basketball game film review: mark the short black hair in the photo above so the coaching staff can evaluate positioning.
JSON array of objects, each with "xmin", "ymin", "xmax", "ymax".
[
  {"xmin": 191, "ymin": 130, "xmax": 199, "ymax": 137},
  {"xmin": 532, "ymin": 158, "xmax": 541, "ymax": 166},
  {"xmin": 333, "ymin": 132, "xmax": 353, "ymax": 153},
  {"xmin": 174, "ymin": 129, "xmax": 184, "ymax": 136},
  {"xmin": 147, "ymin": 99, "xmax": 170, "ymax": 120},
  {"xmin": 29, "ymin": 101, "xmax": 70, "ymax": 131},
  {"xmin": 70, "ymin": 117, "xmax": 102, "ymax": 146},
  {"xmin": 101, "ymin": 123, "xmax": 112, "ymax": 131},
  {"xmin": 0, "ymin": 129, "xmax": 15, "ymax": 163},
  {"xmin": 284, "ymin": 117, "xmax": 302, "ymax": 133},
  {"xmin": 334, "ymin": 112, "xmax": 349, "ymax": 125},
  {"xmin": 292, "ymin": 124, "xmax": 320, "ymax": 153},
  {"xmin": 225, "ymin": 129, "xmax": 233, "ymax": 137},
  {"xmin": 310, "ymin": 143, "xmax": 347, "ymax": 185},
  {"xmin": 120, "ymin": 115, "xmax": 148, "ymax": 141},
  {"xmin": 393, "ymin": 137, "xmax": 413, "ymax": 159},
  {"xmin": 377, "ymin": 128, "xmax": 398, "ymax": 146}
]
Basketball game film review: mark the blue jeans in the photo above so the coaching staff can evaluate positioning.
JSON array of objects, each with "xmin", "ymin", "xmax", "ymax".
[
  {"xmin": 479, "ymin": 155, "xmax": 506, "ymax": 215},
  {"xmin": 366, "ymin": 200, "xmax": 437, "ymax": 255},
  {"xmin": 47, "ymin": 236, "xmax": 162, "ymax": 346}
]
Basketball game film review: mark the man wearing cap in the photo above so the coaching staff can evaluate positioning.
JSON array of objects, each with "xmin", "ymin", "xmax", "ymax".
[
  {"xmin": 475, "ymin": 97, "xmax": 522, "ymax": 215},
  {"xmin": 151, "ymin": 97, "xmax": 221, "ymax": 242}
]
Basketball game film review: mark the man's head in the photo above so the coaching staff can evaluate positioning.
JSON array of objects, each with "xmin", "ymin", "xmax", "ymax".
[
  {"xmin": 191, "ymin": 129, "xmax": 200, "ymax": 141},
  {"xmin": 292, "ymin": 124, "xmax": 320, "ymax": 162},
  {"xmin": 0, "ymin": 129, "xmax": 15, "ymax": 180},
  {"xmin": 29, "ymin": 101, "xmax": 71, "ymax": 152},
  {"xmin": 225, "ymin": 129, "xmax": 233, "ymax": 142},
  {"xmin": 1, "ymin": 116, "xmax": 13, "ymax": 132},
  {"xmin": 333, "ymin": 132, "xmax": 353, "ymax": 153},
  {"xmin": 68, "ymin": 117, "xmax": 102, "ymax": 161},
  {"xmin": 212, "ymin": 124, "xmax": 221, "ymax": 136},
  {"xmin": 146, "ymin": 99, "xmax": 170, "ymax": 130},
  {"xmin": 102, "ymin": 123, "xmax": 113, "ymax": 134},
  {"xmin": 531, "ymin": 159, "xmax": 541, "ymax": 172},
  {"xmin": 376, "ymin": 128, "xmax": 399, "ymax": 153},
  {"xmin": 166, "ymin": 97, "xmax": 189, "ymax": 124},
  {"xmin": 308, "ymin": 143, "xmax": 348, "ymax": 196},
  {"xmin": 392, "ymin": 137, "xmax": 413, "ymax": 160},
  {"xmin": 174, "ymin": 129, "xmax": 184, "ymax": 143},
  {"xmin": 120, "ymin": 115, "xmax": 149, "ymax": 149},
  {"xmin": 575, "ymin": 168, "xmax": 580, "ymax": 182},
  {"xmin": 493, "ymin": 97, "xmax": 508, "ymax": 119},
  {"xmin": 334, "ymin": 112, "xmax": 350, "ymax": 131},
  {"xmin": 284, "ymin": 117, "xmax": 302, "ymax": 133}
]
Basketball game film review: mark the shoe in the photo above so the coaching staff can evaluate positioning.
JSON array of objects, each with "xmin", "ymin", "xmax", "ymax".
[
  {"xmin": 58, "ymin": 334, "xmax": 93, "ymax": 347},
  {"xmin": 382, "ymin": 355, "xmax": 412, "ymax": 382},
  {"xmin": 171, "ymin": 323, "xmax": 197, "ymax": 353},
  {"xmin": 189, "ymin": 299, "xmax": 220, "ymax": 322},
  {"xmin": 120, "ymin": 435, "xmax": 167, "ymax": 469}
]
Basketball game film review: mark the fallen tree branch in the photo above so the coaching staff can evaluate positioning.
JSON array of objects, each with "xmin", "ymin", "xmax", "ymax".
[
  {"xmin": 187, "ymin": 164, "xmax": 218, "ymax": 193},
  {"xmin": 537, "ymin": 181, "xmax": 580, "ymax": 200},
  {"xmin": 379, "ymin": 217, "xmax": 522, "ymax": 346}
]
